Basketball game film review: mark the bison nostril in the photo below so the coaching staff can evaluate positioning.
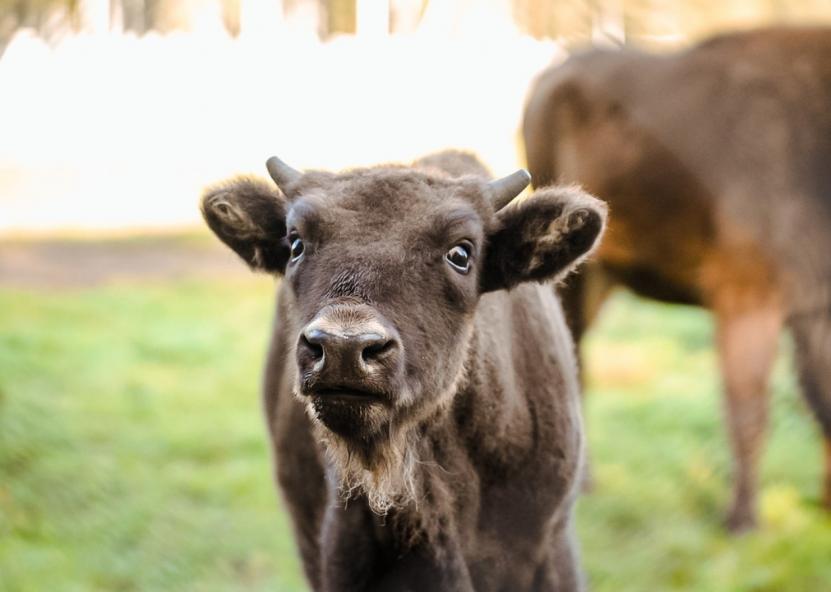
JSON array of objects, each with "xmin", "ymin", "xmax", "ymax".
[
  {"xmin": 361, "ymin": 339, "xmax": 396, "ymax": 363},
  {"xmin": 300, "ymin": 334, "xmax": 324, "ymax": 361}
]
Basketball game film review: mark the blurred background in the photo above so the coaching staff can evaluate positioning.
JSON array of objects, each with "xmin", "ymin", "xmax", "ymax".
[{"xmin": 2, "ymin": 1, "xmax": 831, "ymax": 591}]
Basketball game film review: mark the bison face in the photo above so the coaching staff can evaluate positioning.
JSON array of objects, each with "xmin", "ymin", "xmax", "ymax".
[{"xmin": 202, "ymin": 156, "xmax": 606, "ymax": 511}]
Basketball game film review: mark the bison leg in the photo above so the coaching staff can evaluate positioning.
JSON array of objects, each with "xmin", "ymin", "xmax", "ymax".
[
  {"xmin": 789, "ymin": 313, "xmax": 831, "ymax": 510},
  {"xmin": 715, "ymin": 301, "xmax": 783, "ymax": 532},
  {"xmin": 272, "ymin": 404, "xmax": 327, "ymax": 589},
  {"xmin": 539, "ymin": 522, "xmax": 582, "ymax": 592},
  {"xmin": 320, "ymin": 499, "xmax": 386, "ymax": 592},
  {"xmin": 558, "ymin": 264, "xmax": 615, "ymax": 491}
]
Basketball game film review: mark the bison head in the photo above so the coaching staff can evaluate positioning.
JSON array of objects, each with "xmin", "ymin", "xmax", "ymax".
[{"xmin": 202, "ymin": 155, "xmax": 606, "ymax": 513}]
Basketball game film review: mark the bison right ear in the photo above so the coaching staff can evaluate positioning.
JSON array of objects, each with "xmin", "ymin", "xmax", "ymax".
[
  {"xmin": 200, "ymin": 177, "xmax": 290, "ymax": 273},
  {"xmin": 480, "ymin": 185, "xmax": 607, "ymax": 292}
]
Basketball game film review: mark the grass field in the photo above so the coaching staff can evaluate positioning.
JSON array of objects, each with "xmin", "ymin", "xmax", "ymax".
[{"xmin": 1, "ymin": 275, "xmax": 830, "ymax": 591}]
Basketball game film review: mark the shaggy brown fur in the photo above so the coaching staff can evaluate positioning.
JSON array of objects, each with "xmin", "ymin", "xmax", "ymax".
[
  {"xmin": 523, "ymin": 26, "xmax": 831, "ymax": 532},
  {"xmin": 201, "ymin": 150, "xmax": 606, "ymax": 590}
]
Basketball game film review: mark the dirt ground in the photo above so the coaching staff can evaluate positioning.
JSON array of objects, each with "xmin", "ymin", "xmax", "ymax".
[{"xmin": 0, "ymin": 233, "xmax": 254, "ymax": 288}]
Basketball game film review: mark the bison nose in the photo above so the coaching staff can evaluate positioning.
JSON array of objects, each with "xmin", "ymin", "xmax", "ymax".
[{"xmin": 298, "ymin": 326, "xmax": 399, "ymax": 375}]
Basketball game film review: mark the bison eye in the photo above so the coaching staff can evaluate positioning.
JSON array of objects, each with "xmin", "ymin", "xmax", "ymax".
[
  {"xmin": 446, "ymin": 243, "xmax": 472, "ymax": 274},
  {"xmin": 289, "ymin": 233, "xmax": 304, "ymax": 262}
]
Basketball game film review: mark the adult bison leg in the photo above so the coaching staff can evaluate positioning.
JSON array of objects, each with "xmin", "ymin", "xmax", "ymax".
[
  {"xmin": 715, "ymin": 299, "xmax": 783, "ymax": 531},
  {"xmin": 789, "ymin": 312, "xmax": 831, "ymax": 509},
  {"xmin": 558, "ymin": 264, "xmax": 615, "ymax": 490}
]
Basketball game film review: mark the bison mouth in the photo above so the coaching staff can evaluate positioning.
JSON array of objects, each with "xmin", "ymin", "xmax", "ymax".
[
  {"xmin": 312, "ymin": 387, "xmax": 385, "ymax": 404},
  {"xmin": 308, "ymin": 386, "xmax": 390, "ymax": 439}
]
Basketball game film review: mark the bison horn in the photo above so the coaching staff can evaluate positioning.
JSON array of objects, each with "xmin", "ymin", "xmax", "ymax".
[
  {"xmin": 266, "ymin": 156, "xmax": 302, "ymax": 192},
  {"xmin": 488, "ymin": 169, "xmax": 532, "ymax": 210}
]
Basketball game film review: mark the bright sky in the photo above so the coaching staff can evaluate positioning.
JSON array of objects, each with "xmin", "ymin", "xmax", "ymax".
[{"xmin": 0, "ymin": 8, "xmax": 564, "ymax": 233}]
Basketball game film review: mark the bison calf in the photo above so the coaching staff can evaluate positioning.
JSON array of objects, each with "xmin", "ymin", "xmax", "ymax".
[{"xmin": 201, "ymin": 152, "xmax": 606, "ymax": 591}]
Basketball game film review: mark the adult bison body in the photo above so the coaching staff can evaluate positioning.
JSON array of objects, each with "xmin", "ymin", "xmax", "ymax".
[
  {"xmin": 523, "ymin": 26, "xmax": 831, "ymax": 531},
  {"xmin": 201, "ymin": 151, "xmax": 606, "ymax": 590}
]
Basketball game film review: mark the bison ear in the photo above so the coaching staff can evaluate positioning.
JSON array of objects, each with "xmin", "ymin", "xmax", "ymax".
[
  {"xmin": 480, "ymin": 186, "xmax": 607, "ymax": 292},
  {"xmin": 200, "ymin": 177, "xmax": 290, "ymax": 273}
]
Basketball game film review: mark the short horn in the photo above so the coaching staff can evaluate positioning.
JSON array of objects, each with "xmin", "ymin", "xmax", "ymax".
[
  {"xmin": 266, "ymin": 156, "xmax": 302, "ymax": 192},
  {"xmin": 488, "ymin": 169, "xmax": 531, "ymax": 210}
]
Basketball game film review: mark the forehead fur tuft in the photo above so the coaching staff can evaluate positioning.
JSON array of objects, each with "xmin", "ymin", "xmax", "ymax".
[{"xmin": 290, "ymin": 166, "xmax": 493, "ymax": 220}]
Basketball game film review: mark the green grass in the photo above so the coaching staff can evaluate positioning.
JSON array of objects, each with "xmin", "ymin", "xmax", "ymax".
[
  {"xmin": 580, "ymin": 297, "xmax": 831, "ymax": 591},
  {"xmin": 1, "ymin": 280, "xmax": 829, "ymax": 591}
]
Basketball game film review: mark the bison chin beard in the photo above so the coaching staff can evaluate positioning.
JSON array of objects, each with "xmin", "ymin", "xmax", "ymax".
[
  {"xmin": 313, "ymin": 419, "xmax": 419, "ymax": 516},
  {"xmin": 308, "ymin": 380, "xmax": 463, "ymax": 516}
]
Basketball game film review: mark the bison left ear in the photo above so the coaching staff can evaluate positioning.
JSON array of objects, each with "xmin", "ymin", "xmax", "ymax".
[
  {"xmin": 480, "ymin": 186, "xmax": 607, "ymax": 292},
  {"xmin": 200, "ymin": 177, "xmax": 290, "ymax": 273}
]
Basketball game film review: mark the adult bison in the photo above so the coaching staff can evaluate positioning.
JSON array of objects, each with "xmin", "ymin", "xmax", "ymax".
[
  {"xmin": 523, "ymin": 26, "xmax": 831, "ymax": 532},
  {"xmin": 201, "ymin": 151, "xmax": 606, "ymax": 590}
]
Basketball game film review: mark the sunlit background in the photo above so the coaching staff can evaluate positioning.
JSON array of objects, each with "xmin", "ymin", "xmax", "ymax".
[
  {"xmin": 2, "ymin": 1, "xmax": 831, "ymax": 591},
  {"xmin": 3, "ymin": 0, "xmax": 831, "ymax": 232}
]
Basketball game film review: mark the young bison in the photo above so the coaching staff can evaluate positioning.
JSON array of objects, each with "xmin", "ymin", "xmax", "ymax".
[
  {"xmin": 523, "ymin": 26, "xmax": 831, "ymax": 531},
  {"xmin": 201, "ymin": 151, "xmax": 606, "ymax": 591}
]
